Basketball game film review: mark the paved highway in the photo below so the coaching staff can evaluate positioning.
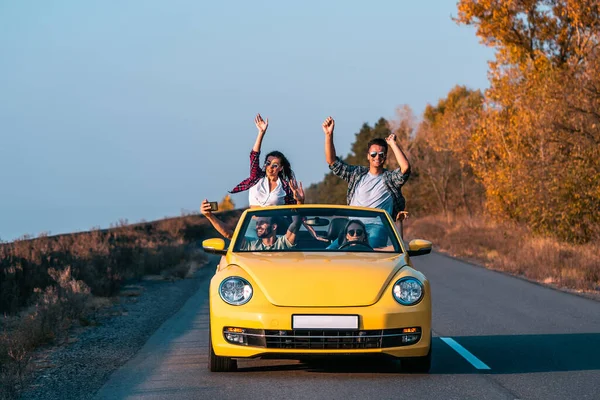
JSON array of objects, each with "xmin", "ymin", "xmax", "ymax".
[{"xmin": 94, "ymin": 252, "xmax": 600, "ymax": 400}]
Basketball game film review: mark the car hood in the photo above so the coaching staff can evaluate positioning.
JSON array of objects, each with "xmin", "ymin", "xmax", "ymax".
[{"xmin": 228, "ymin": 252, "xmax": 406, "ymax": 307}]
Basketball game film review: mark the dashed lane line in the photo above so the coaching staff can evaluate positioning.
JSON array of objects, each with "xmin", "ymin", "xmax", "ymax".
[{"xmin": 440, "ymin": 337, "xmax": 491, "ymax": 370}]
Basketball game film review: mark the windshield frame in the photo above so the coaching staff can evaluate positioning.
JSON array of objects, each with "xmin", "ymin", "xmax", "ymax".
[{"xmin": 231, "ymin": 206, "xmax": 403, "ymax": 254}]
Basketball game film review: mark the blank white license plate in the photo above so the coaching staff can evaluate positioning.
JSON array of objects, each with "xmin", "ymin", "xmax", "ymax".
[{"xmin": 292, "ymin": 315, "xmax": 359, "ymax": 329}]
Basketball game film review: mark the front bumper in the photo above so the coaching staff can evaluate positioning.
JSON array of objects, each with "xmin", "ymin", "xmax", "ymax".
[{"xmin": 210, "ymin": 302, "xmax": 431, "ymax": 359}]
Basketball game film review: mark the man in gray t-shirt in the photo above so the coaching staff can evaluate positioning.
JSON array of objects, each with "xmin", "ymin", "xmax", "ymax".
[
  {"xmin": 350, "ymin": 172, "xmax": 394, "ymax": 216},
  {"xmin": 322, "ymin": 116, "xmax": 411, "ymax": 247}
]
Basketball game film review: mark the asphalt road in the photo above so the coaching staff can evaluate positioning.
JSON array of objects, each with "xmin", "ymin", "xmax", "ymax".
[{"xmin": 93, "ymin": 252, "xmax": 600, "ymax": 400}]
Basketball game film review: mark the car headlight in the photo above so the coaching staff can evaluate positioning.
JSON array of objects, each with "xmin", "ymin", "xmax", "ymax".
[
  {"xmin": 392, "ymin": 277, "xmax": 423, "ymax": 305},
  {"xmin": 219, "ymin": 277, "xmax": 253, "ymax": 306}
]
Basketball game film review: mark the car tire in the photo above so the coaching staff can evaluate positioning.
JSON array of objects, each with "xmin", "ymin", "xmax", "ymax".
[
  {"xmin": 208, "ymin": 319, "xmax": 238, "ymax": 372},
  {"xmin": 400, "ymin": 345, "xmax": 431, "ymax": 373}
]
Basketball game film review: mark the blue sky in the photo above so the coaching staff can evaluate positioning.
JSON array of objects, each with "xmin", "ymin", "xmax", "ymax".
[{"xmin": 0, "ymin": 0, "xmax": 493, "ymax": 241}]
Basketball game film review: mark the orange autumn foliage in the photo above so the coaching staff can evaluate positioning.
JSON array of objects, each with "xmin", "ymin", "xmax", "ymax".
[{"xmin": 456, "ymin": 0, "xmax": 600, "ymax": 243}]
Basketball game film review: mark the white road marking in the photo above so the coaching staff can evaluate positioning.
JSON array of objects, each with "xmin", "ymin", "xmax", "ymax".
[{"xmin": 440, "ymin": 337, "xmax": 491, "ymax": 370}]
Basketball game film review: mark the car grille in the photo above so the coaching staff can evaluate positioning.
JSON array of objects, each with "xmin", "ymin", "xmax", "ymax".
[{"xmin": 230, "ymin": 328, "xmax": 421, "ymax": 349}]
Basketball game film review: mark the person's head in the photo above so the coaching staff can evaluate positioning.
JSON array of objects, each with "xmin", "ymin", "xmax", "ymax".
[
  {"xmin": 366, "ymin": 138, "xmax": 388, "ymax": 169},
  {"xmin": 254, "ymin": 216, "xmax": 279, "ymax": 239},
  {"xmin": 264, "ymin": 151, "xmax": 295, "ymax": 181},
  {"xmin": 342, "ymin": 219, "xmax": 369, "ymax": 245}
]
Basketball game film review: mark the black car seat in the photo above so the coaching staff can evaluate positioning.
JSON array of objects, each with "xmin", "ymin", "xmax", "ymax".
[
  {"xmin": 326, "ymin": 218, "xmax": 348, "ymax": 243},
  {"xmin": 275, "ymin": 216, "xmax": 292, "ymax": 235}
]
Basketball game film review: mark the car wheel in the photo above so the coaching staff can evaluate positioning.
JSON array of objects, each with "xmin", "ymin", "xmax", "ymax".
[
  {"xmin": 401, "ymin": 345, "xmax": 431, "ymax": 373},
  {"xmin": 208, "ymin": 319, "xmax": 238, "ymax": 372}
]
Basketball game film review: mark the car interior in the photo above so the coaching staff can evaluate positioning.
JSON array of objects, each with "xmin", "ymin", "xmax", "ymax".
[
  {"xmin": 273, "ymin": 216, "xmax": 395, "ymax": 251},
  {"xmin": 235, "ymin": 209, "xmax": 401, "ymax": 253}
]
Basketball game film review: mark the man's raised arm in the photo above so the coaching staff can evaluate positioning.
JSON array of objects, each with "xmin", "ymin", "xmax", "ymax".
[
  {"xmin": 285, "ymin": 214, "xmax": 303, "ymax": 245},
  {"xmin": 323, "ymin": 116, "xmax": 337, "ymax": 165},
  {"xmin": 386, "ymin": 134, "xmax": 410, "ymax": 174}
]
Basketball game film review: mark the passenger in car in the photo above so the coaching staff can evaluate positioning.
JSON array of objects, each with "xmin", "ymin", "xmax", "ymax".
[
  {"xmin": 238, "ymin": 216, "xmax": 301, "ymax": 251},
  {"xmin": 230, "ymin": 113, "xmax": 304, "ymax": 208},
  {"xmin": 200, "ymin": 113, "xmax": 307, "ymax": 239},
  {"xmin": 322, "ymin": 116, "xmax": 410, "ymax": 247},
  {"xmin": 225, "ymin": 113, "xmax": 332, "ymax": 243},
  {"xmin": 200, "ymin": 202, "xmax": 302, "ymax": 250}
]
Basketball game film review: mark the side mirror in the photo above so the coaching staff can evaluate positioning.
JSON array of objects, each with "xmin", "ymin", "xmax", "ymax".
[
  {"xmin": 202, "ymin": 238, "xmax": 227, "ymax": 255},
  {"xmin": 407, "ymin": 239, "xmax": 432, "ymax": 257}
]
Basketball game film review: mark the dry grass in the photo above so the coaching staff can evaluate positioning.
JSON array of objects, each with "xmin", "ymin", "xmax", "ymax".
[
  {"xmin": 0, "ymin": 209, "xmax": 243, "ymax": 399},
  {"xmin": 404, "ymin": 214, "xmax": 600, "ymax": 294}
]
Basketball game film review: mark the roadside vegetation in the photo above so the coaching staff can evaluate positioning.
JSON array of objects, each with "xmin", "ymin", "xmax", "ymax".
[
  {"xmin": 404, "ymin": 215, "xmax": 600, "ymax": 295},
  {"xmin": 0, "ymin": 209, "xmax": 242, "ymax": 399}
]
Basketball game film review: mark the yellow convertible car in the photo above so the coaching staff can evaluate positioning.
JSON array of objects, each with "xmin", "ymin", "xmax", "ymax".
[{"xmin": 202, "ymin": 205, "xmax": 433, "ymax": 373}]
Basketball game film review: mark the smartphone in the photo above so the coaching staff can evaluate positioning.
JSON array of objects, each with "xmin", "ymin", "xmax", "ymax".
[{"xmin": 209, "ymin": 201, "xmax": 218, "ymax": 212}]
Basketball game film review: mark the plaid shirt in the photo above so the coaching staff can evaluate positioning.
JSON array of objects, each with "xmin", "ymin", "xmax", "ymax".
[
  {"xmin": 329, "ymin": 157, "xmax": 410, "ymax": 218},
  {"xmin": 230, "ymin": 151, "xmax": 296, "ymax": 205}
]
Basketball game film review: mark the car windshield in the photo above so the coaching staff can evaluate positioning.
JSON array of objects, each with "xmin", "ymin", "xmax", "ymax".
[{"xmin": 232, "ymin": 207, "xmax": 402, "ymax": 253}]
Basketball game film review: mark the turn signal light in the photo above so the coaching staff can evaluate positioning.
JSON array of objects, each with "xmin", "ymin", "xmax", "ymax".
[{"xmin": 224, "ymin": 327, "xmax": 248, "ymax": 345}]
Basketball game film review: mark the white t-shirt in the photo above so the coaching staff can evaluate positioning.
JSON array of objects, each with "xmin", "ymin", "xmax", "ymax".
[
  {"xmin": 350, "ymin": 172, "xmax": 393, "ymax": 222},
  {"xmin": 248, "ymin": 177, "xmax": 286, "ymax": 207}
]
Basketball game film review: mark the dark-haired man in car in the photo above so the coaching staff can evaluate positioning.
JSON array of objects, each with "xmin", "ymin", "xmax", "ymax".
[{"xmin": 200, "ymin": 201, "xmax": 301, "ymax": 250}]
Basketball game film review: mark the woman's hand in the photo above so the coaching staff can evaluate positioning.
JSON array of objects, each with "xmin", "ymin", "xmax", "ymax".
[
  {"xmin": 255, "ymin": 113, "xmax": 269, "ymax": 135},
  {"xmin": 290, "ymin": 179, "xmax": 305, "ymax": 204}
]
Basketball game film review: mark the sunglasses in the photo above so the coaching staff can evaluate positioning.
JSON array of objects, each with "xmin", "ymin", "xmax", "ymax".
[
  {"xmin": 347, "ymin": 229, "xmax": 364, "ymax": 236},
  {"xmin": 265, "ymin": 160, "xmax": 280, "ymax": 169},
  {"xmin": 369, "ymin": 151, "xmax": 386, "ymax": 159}
]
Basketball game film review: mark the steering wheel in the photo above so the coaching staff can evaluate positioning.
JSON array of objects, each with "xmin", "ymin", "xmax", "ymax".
[{"xmin": 338, "ymin": 240, "xmax": 373, "ymax": 251}]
